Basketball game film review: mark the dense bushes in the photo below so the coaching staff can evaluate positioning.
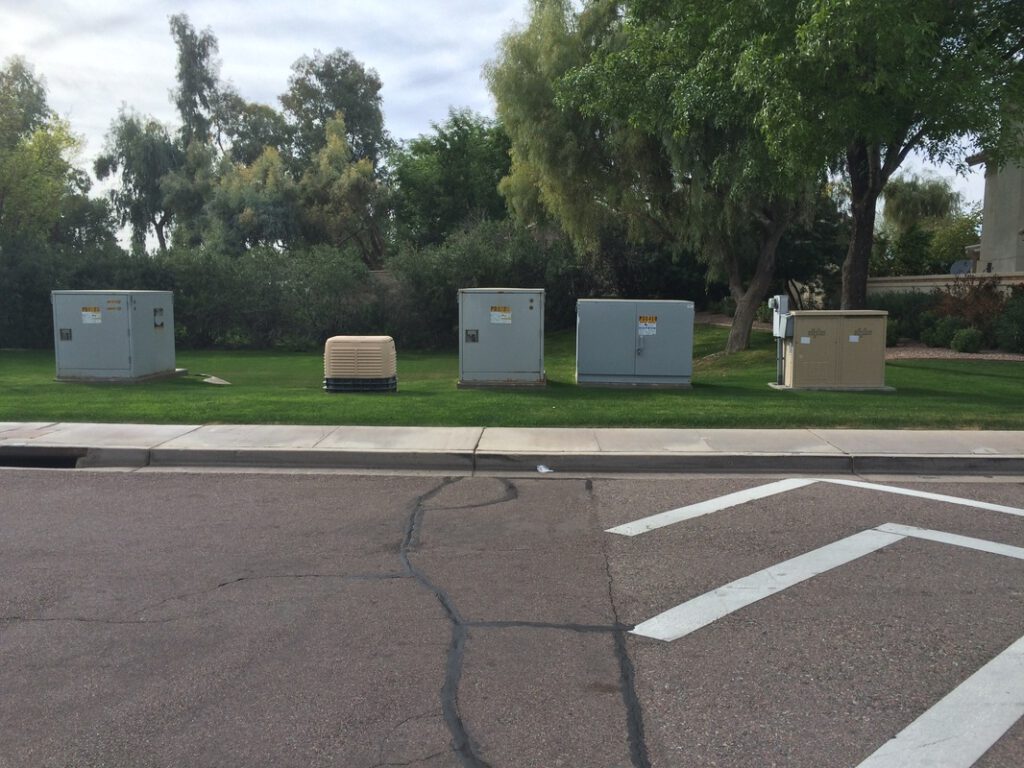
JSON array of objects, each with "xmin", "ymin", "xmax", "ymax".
[
  {"xmin": 386, "ymin": 219, "xmax": 585, "ymax": 348},
  {"xmin": 866, "ymin": 291, "xmax": 938, "ymax": 342},
  {"xmin": 920, "ymin": 314, "xmax": 966, "ymax": 348},
  {"xmin": 2, "ymin": 221, "xmax": 594, "ymax": 351},
  {"xmin": 868, "ymin": 276, "xmax": 1023, "ymax": 353}
]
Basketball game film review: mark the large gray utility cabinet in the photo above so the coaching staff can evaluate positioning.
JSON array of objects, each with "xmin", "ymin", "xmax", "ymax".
[
  {"xmin": 52, "ymin": 290, "xmax": 176, "ymax": 381},
  {"xmin": 459, "ymin": 288, "xmax": 545, "ymax": 386},
  {"xmin": 576, "ymin": 299, "xmax": 694, "ymax": 386}
]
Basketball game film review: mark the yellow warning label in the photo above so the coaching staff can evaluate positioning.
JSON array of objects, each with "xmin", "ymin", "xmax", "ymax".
[
  {"xmin": 638, "ymin": 315, "xmax": 658, "ymax": 336},
  {"xmin": 490, "ymin": 305, "xmax": 512, "ymax": 324}
]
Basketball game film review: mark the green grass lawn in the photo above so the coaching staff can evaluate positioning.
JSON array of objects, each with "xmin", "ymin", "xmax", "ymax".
[{"xmin": 2, "ymin": 326, "xmax": 1021, "ymax": 428}]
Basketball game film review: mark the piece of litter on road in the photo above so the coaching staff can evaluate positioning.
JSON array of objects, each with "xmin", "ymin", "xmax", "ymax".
[
  {"xmin": 537, "ymin": 464, "xmax": 554, "ymax": 473},
  {"xmin": 202, "ymin": 376, "xmax": 231, "ymax": 385}
]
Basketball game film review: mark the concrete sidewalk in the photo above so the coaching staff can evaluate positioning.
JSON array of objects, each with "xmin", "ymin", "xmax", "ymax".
[{"xmin": 2, "ymin": 422, "xmax": 1024, "ymax": 475}]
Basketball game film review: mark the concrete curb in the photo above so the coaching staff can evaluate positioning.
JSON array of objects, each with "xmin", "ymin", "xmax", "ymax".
[
  {"xmin": 3, "ymin": 443, "xmax": 1023, "ymax": 476},
  {"xmin": 146, "ymin": 447, "xmax": 476, "ymax": 472}
]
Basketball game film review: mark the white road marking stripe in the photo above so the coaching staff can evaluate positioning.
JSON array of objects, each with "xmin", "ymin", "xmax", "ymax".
[
  {"xmin": 877, "ymin": 523, "xmax": 1024, "ymax": 561},
  {"xmin": 606, "ymin": 478, "xmax": 819, "ymax": 537},
  {"xmin": 855, "ymin": 634, "xmax": 1024, "ymax": 768},
  {"xmin": 823, "ymin": 478, "xmax": 1024, "ymax": 518},
  {"xmin": 631, "ymin": 529, "xmax": 904, "ymax": 642}
]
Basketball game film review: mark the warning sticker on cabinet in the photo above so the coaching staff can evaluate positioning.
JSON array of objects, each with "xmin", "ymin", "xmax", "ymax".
[
  {"xmin": 849, "ymin": 335, "xmax": 860, "ymax": 343},
  {"xmin": 800, "ymin": 336, "xmax": 811, "ymax": 345},
  {"xmin": 638, "ymin": 315, "xmax": 658, "ymax": 336},
  {"xmin": 81, "ymin": 307, "xmax": 102, "ymax": 324},
  {"xmin": 490, "ymin": 305, "xmax": 512, "ymax": 324}
]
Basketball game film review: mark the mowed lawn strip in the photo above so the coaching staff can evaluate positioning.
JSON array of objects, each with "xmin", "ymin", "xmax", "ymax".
[{"xmin": 1, "ymin": 327, "xmax": 1021, "ymax": 429}]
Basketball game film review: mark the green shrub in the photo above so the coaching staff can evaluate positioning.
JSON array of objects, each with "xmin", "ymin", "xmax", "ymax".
[
  {"xmin": 921, "ymin": 315, "xmax": 966, "ymax": 348},
  {"xmin": 885, "ymin": 319, "xmax": 900, "ymax": 347},
  {"xmin": 996, "ymin": 289, "xmax": 1024, "ymax": 353},
  {"xmin": 950, "ymin": 327, "xmax": 983, "ymax": 353}
]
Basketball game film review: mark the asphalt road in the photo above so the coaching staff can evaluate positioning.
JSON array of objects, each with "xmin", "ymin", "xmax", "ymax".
[{"xmin": 1, "ymin": 469, "xmax": 1022, "ymax": 768}]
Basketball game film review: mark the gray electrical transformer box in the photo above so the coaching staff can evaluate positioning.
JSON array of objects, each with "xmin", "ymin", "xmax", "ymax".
[
  {"xmin": 458, "ymin": 288, "xmax": 545, "ymax": 386},
  {"xmin": 576, "ymin": 299, "xmax": 694, "ymax": 387},
  {"xmin": 51, "ymin": 290, "xmax": 176, "ymax": 381}
]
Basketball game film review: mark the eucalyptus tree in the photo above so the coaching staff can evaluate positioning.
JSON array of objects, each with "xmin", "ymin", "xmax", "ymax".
[
  {"xmin": 281, "ymin": 49, "xmax": 390, "ymax": 169},
  {"xmin": 94, "ymin": 110, "xmax": 182, "ymax": 254}
]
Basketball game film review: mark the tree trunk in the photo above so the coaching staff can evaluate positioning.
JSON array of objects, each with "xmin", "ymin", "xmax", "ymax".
[
  {"xmin": 840, "ymin": 140, "xmax": 882, "ymax": 310},
  {"xmin": 841, "ymin": 196, "xmax": 877, "ymax": 309},
  {"xmin": 153, "ymin": 214, "xmax": 169, "ymax": 254},
  {"xmin": 725, "ymin": 219, "xmax": 788, "ymax": 353}
]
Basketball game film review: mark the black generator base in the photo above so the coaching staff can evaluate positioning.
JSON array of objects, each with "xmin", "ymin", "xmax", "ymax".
[{"xmin": 323, "ymin": 376, "xmax": 397, "ymax": 393}]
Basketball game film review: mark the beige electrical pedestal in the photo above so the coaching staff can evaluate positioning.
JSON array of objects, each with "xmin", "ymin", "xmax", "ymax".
[{"xmin": 780, "ymin": 311, "xmax": 890, "ymax": 390}]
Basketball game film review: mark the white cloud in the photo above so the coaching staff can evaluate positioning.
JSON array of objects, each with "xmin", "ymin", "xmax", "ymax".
[{"xmin": 2, "ymin": 0, "xmax": 526, "ymax": 168}]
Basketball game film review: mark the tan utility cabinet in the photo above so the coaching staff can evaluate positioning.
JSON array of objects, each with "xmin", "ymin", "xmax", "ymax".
[
  {"xmin": 323, "ymin": 336, "xmax": 397, "ymax": 392},
  {"xmin": 783, "ymin": 311, "xmax": 888, "ymax": 389}
]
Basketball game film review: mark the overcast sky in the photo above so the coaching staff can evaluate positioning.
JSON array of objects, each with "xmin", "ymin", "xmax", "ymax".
[{"xmin": 2, "ymin": 0, "xmax": 984, "ymax": 206}]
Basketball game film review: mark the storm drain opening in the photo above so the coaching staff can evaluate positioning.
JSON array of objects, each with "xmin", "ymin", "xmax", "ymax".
[{"xmin": 0, "ymin": 448, "xmax": 86, "ymax": 469}]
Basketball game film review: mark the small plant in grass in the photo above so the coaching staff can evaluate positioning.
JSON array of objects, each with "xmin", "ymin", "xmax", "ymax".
[{"xmin": 950, "ymin": 327, "xmax": 983, "ymax": 353}]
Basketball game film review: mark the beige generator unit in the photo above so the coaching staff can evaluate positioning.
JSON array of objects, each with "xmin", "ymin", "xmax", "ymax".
[
  {"xmin": 576, "ymin": 299, "xmax": 694, "ymax": 386},
  {"xmin": 775, "ymin": 310, "xmax": 889, "ymax": 390},
  {"xmin": 459, "ymin": 288, "xmax": 545, "ymax": 387},
  {"xmin": 52, "ymin": 290, "xmax": 176, "ymax": 381},
  {"xmin": 323, "ymin": 336, "xmax": 397, "ymax": 392}
]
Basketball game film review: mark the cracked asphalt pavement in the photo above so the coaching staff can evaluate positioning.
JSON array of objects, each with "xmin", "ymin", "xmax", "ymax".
[{"xmin": 1, "ymin": 469, "xmax": 1022, "ymax": 767}]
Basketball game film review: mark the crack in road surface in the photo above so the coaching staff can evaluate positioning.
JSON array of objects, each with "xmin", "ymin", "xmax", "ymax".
[
  {"xmin": 400, "ymin": 477, "xmax": 490, "ymax": 767},
  {"xmin": 401, "ymin": 476, "xmax": 652, "ymax": 768},
  {"xmin": 592, "ymin": 477, "xmax": 653, "ymax": 768}
]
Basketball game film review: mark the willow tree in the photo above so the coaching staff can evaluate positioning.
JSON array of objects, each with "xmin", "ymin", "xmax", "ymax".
[{"xmin": 488, "ymin": 0, "xmax": 819, "ymax": 351}]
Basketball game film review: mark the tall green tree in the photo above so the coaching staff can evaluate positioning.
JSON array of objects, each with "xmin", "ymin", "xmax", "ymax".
[
  {"xmin": 0, "ymin": 58, "xmax": 80, "ymax": 251},
  {"xmin": 1, "ymin": 58, "xmax": 123, "ymax": 348},
  {"xmin": 657, "ymin": 0, "xmax": 1024, "ymax": 307},
  {"xmin": 0, "ymin": 56, "xmax": 50, "ymax": 150},
  {"xmin": 169, "ymin": 13, "xmax": 220, "ymax": 148},
  {"xmin": 95, "ymin": 110, "xmax": 182, "ymax": 254},
  {"xmin": 280, "ymin": 49, "xmax": 389, "ymax": 168},
  {"xmin": 298, "ymin": 115, "xmax": 384, "ymax": 266},
  {"xmin": 389, "ymin": 108, "xmax": 511, "ymax": 247},
  {"xmin": 206, "ymin": 146, "xmax": 299, "ymax": 254},
  {"xmin": 213, "ymin": 88, "xmax": 291, "ymax": 165}
]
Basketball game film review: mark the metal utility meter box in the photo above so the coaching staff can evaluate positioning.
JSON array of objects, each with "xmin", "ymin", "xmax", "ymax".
[
  {"xmin": 576, "ymin": 299, "xmax": 694, "ymax": 386},
  {"xmin": 782, "ymin": 310, "xmax": 888, "ymax": 389},
  {"xmin": 52, "ymin": 290, "xmax": 176, "ymax": 381},
  {"xmin": 459, "ymin": 288, "xmax": 545, "ymax": 386},
  {"xmin": 323, "ymin": 336, "xmax": 397, "ymax": 392}
]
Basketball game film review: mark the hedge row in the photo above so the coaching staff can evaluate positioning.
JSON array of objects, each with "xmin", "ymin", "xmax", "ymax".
[
  {"xmin": 868, "ymin": 277, "xmax": 1024, "ymax": 354},
  {"xmin": 3, "ymin": 220, "xmax": 720, "ymax": 351}
]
